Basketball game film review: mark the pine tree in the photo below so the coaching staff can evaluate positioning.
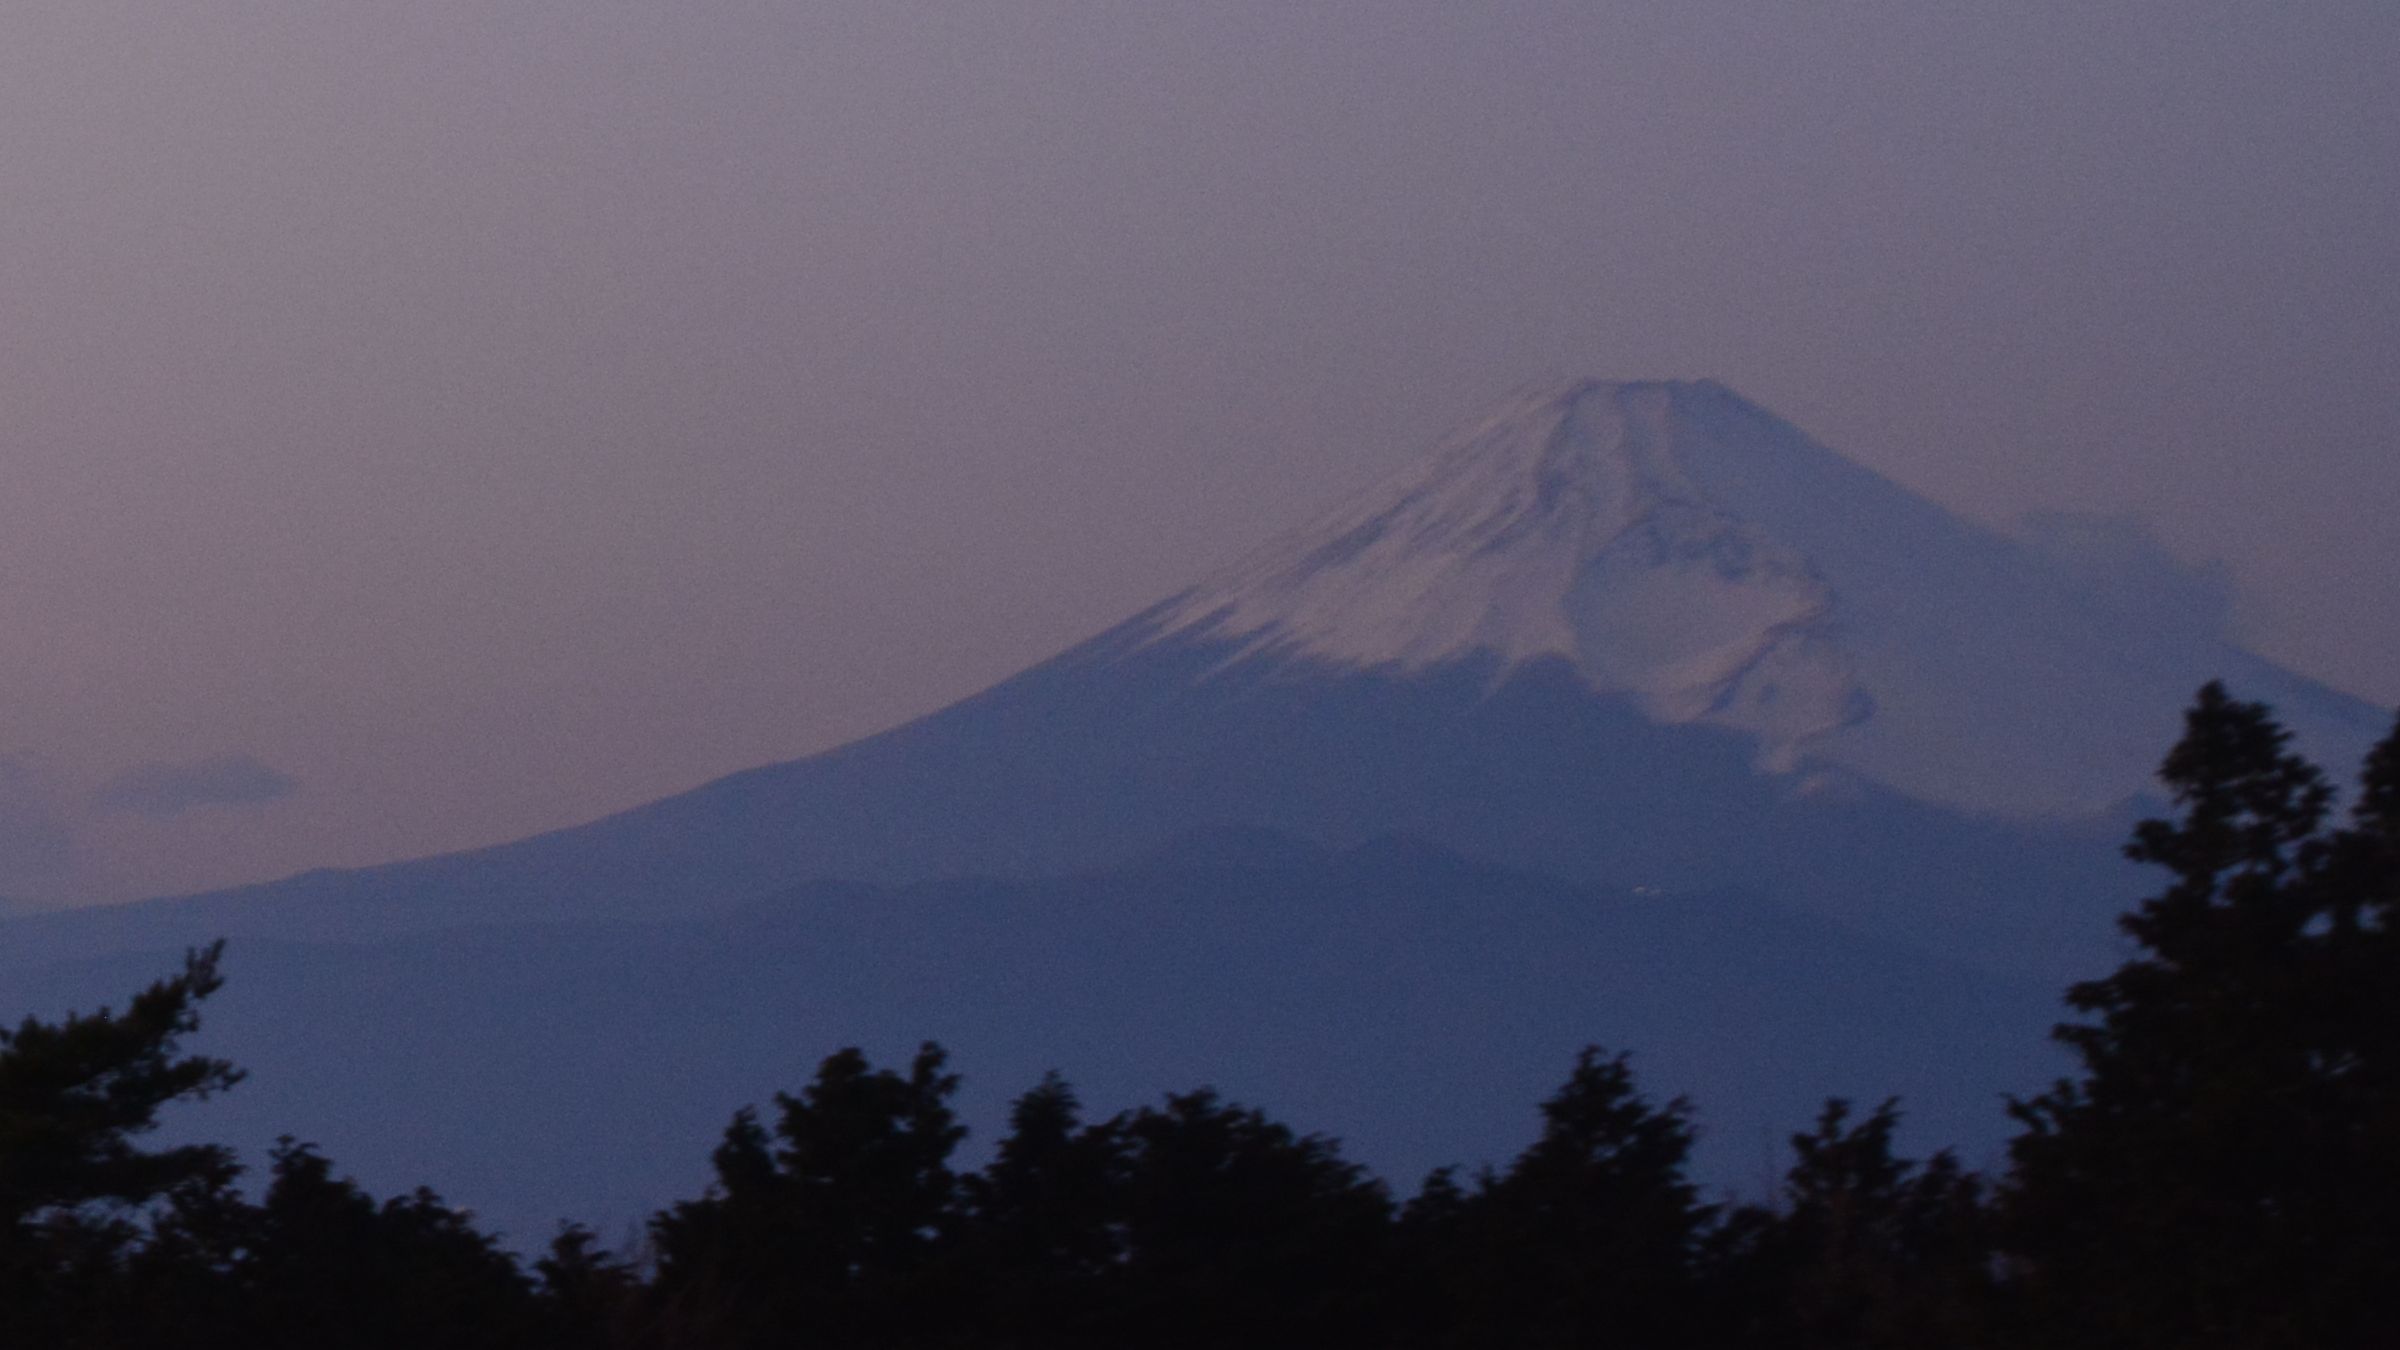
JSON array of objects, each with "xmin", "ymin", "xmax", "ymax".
[
  {"xmin": 1105, "ymin": 1088, "xmax": 1394, "ymax": 1349},
  {"xmin": 1714, "ymin": 1099, "xmax": 1991, "ymax": 1350},
  {"xmin": 226, "ymin": 1139, "xmax": 535, "ymax": 1350},
  {"xmin": 958, "ymin": 1072, "xmax": 1126, "ymax": 1347},
  {"xmin": 0, "ymin": 942, "xmax": 242, "ymax": 1229},
  {"xmin": 2003, "ymin": 683, "xmax": 2400, "ymax": 1349},
  {"xmin": 648, "ymin": 1043, "xmax": 966, "ymax": 1348},
  {"xmin": 1413, "ymin": 1048, "xmax": 1714, "ymax": 1349},
  {"xmin": 0, "ymin": 942, "xmax": 245, "ymax": 1345},
  {"xmin": 530, "ymin": 1223, "xmax": 643, "ymax": 1349}
]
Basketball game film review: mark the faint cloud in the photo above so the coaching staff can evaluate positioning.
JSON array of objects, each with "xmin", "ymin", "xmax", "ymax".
[{"xmin": 92, "ymin": 753, "xmax": 300, "ymax": 820}]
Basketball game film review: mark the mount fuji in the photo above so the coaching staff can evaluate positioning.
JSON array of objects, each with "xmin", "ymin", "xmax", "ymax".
[
  {"xmin": 1146, "ymin": 379, "xmax": 2368, "ymax": 817},
  {"xmin": 15, "ymin": 378, "xmax": 2374, "ymax": 971},
  {"xmin": 2, "ymin": 378, "xmax": 2385, "ymax": 1245}
]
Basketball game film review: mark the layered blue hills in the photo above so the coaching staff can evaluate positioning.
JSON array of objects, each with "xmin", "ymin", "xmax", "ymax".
[{"xmin": 5, "ymin": 831, "xmax": 2064, "ymax": 1249}]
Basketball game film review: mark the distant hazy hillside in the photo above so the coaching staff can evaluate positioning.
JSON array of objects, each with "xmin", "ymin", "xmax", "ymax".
[{"xmin": 3, "ymin": 832, "xmax": 2064, "ymax": 1250}]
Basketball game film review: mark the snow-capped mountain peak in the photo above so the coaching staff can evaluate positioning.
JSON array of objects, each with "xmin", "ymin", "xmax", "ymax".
[
  {"xmin": 1148, "ymin": 380, "xmax": 1866, "ymax": 768},
  {"xmin": 1142, "ymin": 378, "xmax": 2379, "ymax": 817}
]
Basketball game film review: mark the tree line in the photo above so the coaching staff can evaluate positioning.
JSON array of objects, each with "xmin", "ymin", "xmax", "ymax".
[{"xmin": 2, "ymin": 683, "xmax": 2393, "ymax": 1348}]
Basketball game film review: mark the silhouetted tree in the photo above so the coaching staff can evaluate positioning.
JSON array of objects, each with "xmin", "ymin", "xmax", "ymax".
[
  {"xmin": 219, "ymin": 1138, "xmax": 535, "ymax": 1349},
  {"xmin": 956, "ymin": 1072, "xmax": 1127, "ymax": 1347},
  {"xmin": 1408, "ymin": 1048, "xmax": 1715, "ymax": 1349},
  {"xmin": 0, "ymin": 942, "xmax": 243, "ymax": 1346},
  {"xmin": 532, "ymin": 1222, "xmax": 645, "ymax": 1348},
  {"xmin": 649, "ymin": 1043, "xmax": 965, "ymax": 1348},
  {"xmin": 2003, "ymin": 683, "xmax": 2400, "ymax": 1349},
  {"xmin": 1711, "ymin": 1099, "xmax": 1993, "ymax": 1350},
  {"xmin": 1106, "ymin": 1088, "xmax": 1394, "ymax": 1349},
  {"xmin": 0, "ymin": 942, "xmax": 241, "ymax": 1229}
]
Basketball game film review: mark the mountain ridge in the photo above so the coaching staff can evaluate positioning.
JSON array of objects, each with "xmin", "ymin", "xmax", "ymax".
[{"xmin": 9, "ymin": 824, "xmax": 2065, "ymax": 1247}]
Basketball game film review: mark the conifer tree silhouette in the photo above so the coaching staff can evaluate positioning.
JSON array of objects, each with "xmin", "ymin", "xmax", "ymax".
[
  {"xmin": 1711, "ymin": 1099, "xmax": 1991, "ymax": 1350},
  {"xmin": 649, "ymin": 1043, "xmax": 964, "ymax": 1348},
  {"xmin": 0, "ymin": 942, "xmax": 243, "ymax": 1345},
  {"xmin": 2004, "ymin": 683, "xmax": 2400, "ymax": 1350},
  {"xmin": 1107, "ymin": 1088, "xmax": 1394, "ymax": 1349},
  {"xmin": 958, "ymin": 1072, "xmax": 1126, "ymax": 1347},
  {"xmin": 1407, "ymin": 1048, "xmax": 1714, "ymax": 1349}
]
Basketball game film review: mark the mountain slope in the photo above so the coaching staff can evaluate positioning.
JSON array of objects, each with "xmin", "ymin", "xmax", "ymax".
[{"xmin": 4, "ymin": 380, "xmax": 2381, "ymax": 978}]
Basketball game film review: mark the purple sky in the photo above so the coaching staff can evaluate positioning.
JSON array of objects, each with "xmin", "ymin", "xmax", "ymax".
[{"xmin": 3, "ymin": 2, "xmax": 2395, "ymax": 904}]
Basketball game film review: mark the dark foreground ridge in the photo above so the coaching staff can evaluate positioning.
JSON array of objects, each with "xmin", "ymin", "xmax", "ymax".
[{"xmin": 2, "ymin": 683, "xmax": 2395, "ymax": 1349}]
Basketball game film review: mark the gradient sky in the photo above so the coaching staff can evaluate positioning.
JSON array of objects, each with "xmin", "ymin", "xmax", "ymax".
[{"xmin": 3, "ymin": 1, "xmax": 2394, "ymax": 904}]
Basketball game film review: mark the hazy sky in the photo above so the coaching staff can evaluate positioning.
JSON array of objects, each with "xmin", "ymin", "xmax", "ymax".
[{"xmin": 3, "ymin": 1, "xmax": 2394, "ymax": 903}]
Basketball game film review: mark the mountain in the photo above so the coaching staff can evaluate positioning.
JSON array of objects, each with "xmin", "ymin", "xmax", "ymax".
[
  {"xmin": 1145, "ymin": 379, "xmax": 2372, "ymax": 816},
  {"xmin": 6, "ymin": 374, "xmax": 2382, "ymax": 1248},
  {"xmin": 8, "ymin": 379, "xmax": 2377, "ymax": 974}
]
